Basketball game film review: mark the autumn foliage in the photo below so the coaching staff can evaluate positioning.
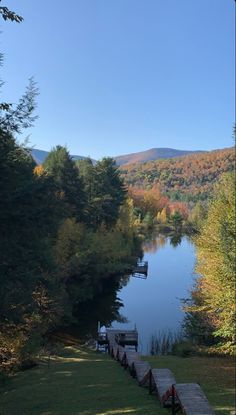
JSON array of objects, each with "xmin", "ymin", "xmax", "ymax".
[
  {"xmin": 184, "ymin": 173, "xmax": 236, "ymax": 352},
  {"xmin": 121, "ymin": 147, "xmax": 235, "ymax": 202}
]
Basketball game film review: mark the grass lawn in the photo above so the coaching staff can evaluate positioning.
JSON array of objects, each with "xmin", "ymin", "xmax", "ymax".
[
  {"xmin": 0, "ymin": 343, "xmax": 235, "ymax": 415},
  {"xmin": 0, "ymin": 344, "xmax": 165, "ymax": 415},
  {"xmin": 146, "ymin": 354, "xmax": 236, "ymax": 415}
]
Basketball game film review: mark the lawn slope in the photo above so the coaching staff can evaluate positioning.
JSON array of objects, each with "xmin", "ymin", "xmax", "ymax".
[
  {"xmin": 1, "ymin": 344, "xmax": 235, "ymax": 415},
  {"xmin": 0, "ymin": 345, "xmax": 165, "ymax": 415},
  {"xmin": 147, "ymin": 355, "xmax": 235, "ymax": 415}
]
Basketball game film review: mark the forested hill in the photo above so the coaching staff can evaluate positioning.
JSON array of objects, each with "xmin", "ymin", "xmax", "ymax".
[
  {"xmin": 120, "ymin": 147, "xmax": 235, "ymax": 201},
  {"xmin": 32, "ymin": 147, "xmax": 202, "ymax": 166},
  {"xmin": 114, "ymin": 148, "xmax": 204, "ymax": 166}
]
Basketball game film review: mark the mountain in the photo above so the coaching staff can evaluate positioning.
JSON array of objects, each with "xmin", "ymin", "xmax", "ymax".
[
  {"xmin": 31, "ymin": 148, "xmax": 96, "ymax": 165},
  {"xmin": 114, "ymin": 148, "xmax": 204, "ymax": 166},
  {"xmin": 31, "ymin": 149, "xmax": 50, "ymax": 164},
  {"xmin": 120, "ymin": 147, "xmax": 235, "ymax": 202},
  {"xmin": 31, "ymin": 147, "xmax": 204, "ymax": 166}
]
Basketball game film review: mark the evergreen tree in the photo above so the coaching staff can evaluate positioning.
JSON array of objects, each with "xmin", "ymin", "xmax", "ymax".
[
  {"xmin": 78, "ymin": 157, "xmax": 126, "ymax": 228},
  {"xmin": 0, "ymin": 78, "xmax": 39, "ymax": 133},
  {"xmin": 91, "ymin": 157, "xmax": 126, "ymax": 227},
  {"xmin": 0, "ymin": 129, "xmax": 64, "ymax": 365},
  {"xmin": 43, "ymin": 146, "xmax": 86, "ymax": 222},
  {"xmin": 0, "ymin": 1, "xmax": 23, "ymax": 23}
]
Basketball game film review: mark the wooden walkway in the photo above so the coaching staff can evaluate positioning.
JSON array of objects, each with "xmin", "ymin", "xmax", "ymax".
[
  {"xmin": 149, "ymin": 368, "xmax": 177, "ymax": 405},
  {"xmin": 172, "ymin": 383, "xmax": 215, "ymax": 414},
  {"xmin": 100, "ymin": 329, "xmax": 215, "ymax": 415}
]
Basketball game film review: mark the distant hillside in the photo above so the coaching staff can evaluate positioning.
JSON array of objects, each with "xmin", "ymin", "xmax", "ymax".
[
  {"xmin": 32, "ymin": 147, "xmax": 204, "ymax": 166},
  {"xmin": 120, "ymin": 147, "xmax": 235, "ymax": 202},
  {"xmin": 31, "ymin": 148, "xmax": 96, "ymax": 165},
  {"xmin": 114, "ymin": 148, "xmax": 204, "ymax": 166}
]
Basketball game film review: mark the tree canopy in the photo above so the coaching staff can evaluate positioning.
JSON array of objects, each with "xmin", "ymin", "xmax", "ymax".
[
  {"xmin": 0, "ymin": 1, "xmax": 23, "ymax": 23},
  {"xmin": 185, "ymin": 173, "xmax": 236, "ymax": 351}
]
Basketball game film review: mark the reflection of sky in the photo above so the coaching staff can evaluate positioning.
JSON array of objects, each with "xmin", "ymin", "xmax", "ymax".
[{"xmin": 112, "ymin": 236, "xmax": 196, "ymax": 354}]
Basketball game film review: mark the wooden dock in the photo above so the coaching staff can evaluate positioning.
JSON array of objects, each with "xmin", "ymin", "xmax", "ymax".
[
  {"xmin": 97, "ymin": 328, "xmax": 215, "ymax": 415},
  {"xmin": 132, "ymin": 261, "xmax": 148, "ymax": 278},
  {"xmin": 106, "ymin": 329, "xmax": 138, "ymax": 350}
]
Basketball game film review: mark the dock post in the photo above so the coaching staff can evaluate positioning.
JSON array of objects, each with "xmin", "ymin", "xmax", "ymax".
[
  {"xmin": 171, "ymin": 384, "xmax": 175, "ymax": 415},
  {"xmin": 148, "ymin": 370, "xmax": 152, "ymax": 394}
]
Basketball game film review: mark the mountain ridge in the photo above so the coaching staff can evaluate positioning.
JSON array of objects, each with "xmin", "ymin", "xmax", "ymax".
[
  {"xmin": 31, "ymin": 147, "xmax": 205, "ymax": 166},
  {"xmin": 114, "ymin": 147, "xmax": 205, "ymax": 166}
]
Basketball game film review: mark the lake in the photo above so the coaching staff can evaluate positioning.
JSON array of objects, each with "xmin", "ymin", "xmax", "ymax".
[{"xmin": 111, "ymin": 234, "xmax": 196, "ymax": 354}]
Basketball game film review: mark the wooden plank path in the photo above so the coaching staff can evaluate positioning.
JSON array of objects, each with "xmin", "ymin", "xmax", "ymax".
[
  {"xmin": 133, "ymin": 361, "xmax": 151, "ymax": 386},
  {"xmin": 100, "ymin": 329, "xmax": 215, "ymax": 415},
  {"xmin": 150, "ymin": 368, "xmax": 177, "ymax": 405},
  {"xmin": 172, "ymin": 383, "xmax": 215, "ymax": 415},
  {"xmin": 123, "ymin": 351, "xmax": 140, "ymax": 369},
  {"xmin": 117, "ymin": 346, "xmax": 126, "ymax": 363}
]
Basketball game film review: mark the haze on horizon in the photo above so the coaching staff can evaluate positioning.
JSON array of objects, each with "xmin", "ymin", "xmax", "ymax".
[{"xmin": 1, "ymin": 0, "xmax": 235, "ymax": 159}]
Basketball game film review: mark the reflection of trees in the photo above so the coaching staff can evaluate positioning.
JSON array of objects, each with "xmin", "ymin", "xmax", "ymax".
[
  {"xmin": 73, "ymin": 276, "xmax": 127, "ymax": 338},
  {"xmin": 169, "ymin": 233, "xmax": 182, "ymax": 247},
  {"xmin": 144, "ymin": 235, "xmax": 167, "ymax": 253},
  {"xmin": 143, "ymin": 232, "xmax": 184, "ymax": 253},
  {"xmin": 119, "ymin": 274, "xmax": 131, "ymax": 288}
]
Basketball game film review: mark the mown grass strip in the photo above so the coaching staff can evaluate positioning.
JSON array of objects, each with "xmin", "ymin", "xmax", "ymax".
[
  {"xmin": 0, "ymin": 345, "xmax": 165, "ymax": 415},
  {"xmin": 146, "ymin": 355, "xmax": 236, "ymax": 415}
]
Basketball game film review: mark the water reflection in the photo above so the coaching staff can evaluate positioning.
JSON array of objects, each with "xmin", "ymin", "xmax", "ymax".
[
  {"xmin": 169, "ymin": 233, "xmax": 182, "ymax": 247},
  {"xmin": 112, "ymin": 234, "xmax": 195, "ymax": 353},
  {"xmin": 143, "ymin": 233, "xmax": 184, "ymax": 253},
  {"xmin": 72, "ymin": 234, "xmax": 195, "ymax": 353},
  {"xmin": 73, "ymin": 276, "xmax": 127, "ymax": 338},
  {"xmin": 143, "ymin": 234, "xmax": 167, "ymax": 253}
]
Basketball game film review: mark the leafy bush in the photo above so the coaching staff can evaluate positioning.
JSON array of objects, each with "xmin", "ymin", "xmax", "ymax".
[{"xmin": 171, "ymin": 340, "xmax": 196, "ymax": 357}]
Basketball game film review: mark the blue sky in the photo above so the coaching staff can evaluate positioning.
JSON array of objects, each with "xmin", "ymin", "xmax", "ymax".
[{"xmin": 1, "ymin": 0, "xmax": 235, "ymax": 159}]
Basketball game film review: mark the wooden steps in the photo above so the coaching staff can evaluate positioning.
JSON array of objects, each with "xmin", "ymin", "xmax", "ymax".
[
  {"xmin": 117, "ymin": 346, "xmax": 126, "ymax": 363},
  {"xmin": 133, "ymin": 361, "xmax": 151, "ymax": 386},
  {"xmin": 111, "ymin": 345, "xmax": 118, "ymax": 360},
  {"xmin": 124, "ymin": 351, "xmax": 140, "ymax": 368},
  {"xmin": 150, "ymin": 368, "xmax": 176, "ymax": 405},
  {"xmin": 101, "ymin": 328, "xmax": 215, "ymax": 415},
  {"xmin": 173, "ymin": 383, "xmax": 215, "ymax": 415}
]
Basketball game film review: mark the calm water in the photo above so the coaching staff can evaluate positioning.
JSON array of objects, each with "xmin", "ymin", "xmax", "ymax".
[{"xmin": 111, "ymin": 235, "xmax": 196, "ymax": 354}]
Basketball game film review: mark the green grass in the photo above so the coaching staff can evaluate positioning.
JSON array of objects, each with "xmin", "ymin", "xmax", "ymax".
[
  {"xmin": 0, "ymin": 344, "xmax": 235, "ymax": 415},
  {"xmin": 0, "ymin": 345, "xmax": 165, "ymax": 415},
  {"xmin": 146, "ymin": 354, "xmax": 236, "ymax": 415}
]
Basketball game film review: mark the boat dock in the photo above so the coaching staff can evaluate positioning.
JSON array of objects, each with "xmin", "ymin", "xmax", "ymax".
[{"xmin": 132, "ymin": 260, "xmax": 148, "ymax": 278}]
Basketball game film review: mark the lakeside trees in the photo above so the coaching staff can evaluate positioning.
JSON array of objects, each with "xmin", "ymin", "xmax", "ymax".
[
  {"xmin": 0, "ymin": 134, "xmax": 140, "ymax": 371},
  {"xmin": 184, "ymin": 173, "xmax": 236, "ymax": 352},
  {"xmin": 0, "ymin": 4, "xmax": 140, "ymax": 372},
  {"xmin": 128, "ymin": 186, "xmax": 190, "ymax": 233},
  {"xmin": 0, "ymin": 1, "xmax": 235, "ymax": 373},
  {"xmin": 0, "ymin": 130, "xmax": 63, "ymax": 369}
]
